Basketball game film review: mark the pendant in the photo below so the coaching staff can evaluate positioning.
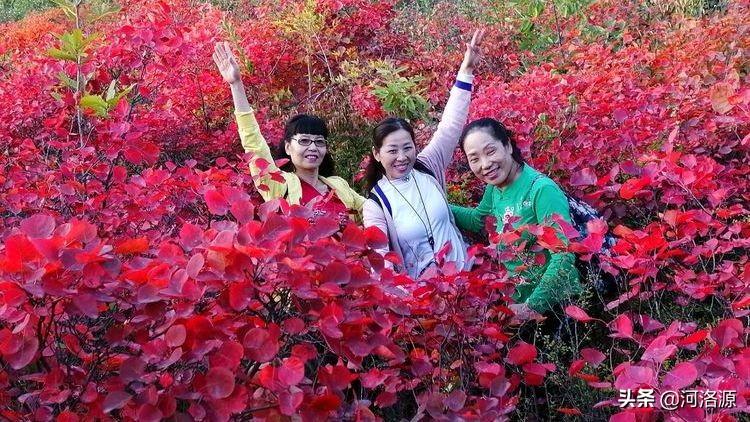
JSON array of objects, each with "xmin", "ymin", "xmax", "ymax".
[{"xmin": 428, "ymin": 236, "xmax": 435, "ymax": 248}]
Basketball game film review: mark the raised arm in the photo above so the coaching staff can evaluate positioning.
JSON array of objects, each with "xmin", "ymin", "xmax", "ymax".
[
  {"xmin": 418, "ymin": 29, "xmax": 485, "ymax": 183},
  {"xmin": 213, "ymin": 42, "xmax": 286, "ymax": 201}
]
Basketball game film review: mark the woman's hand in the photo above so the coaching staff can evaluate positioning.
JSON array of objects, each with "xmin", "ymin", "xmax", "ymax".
[
  {"xmin": 459, "ymin": 29, "xmax": 486, "ymax": 75},
  {"xmin": 213, "ymin": 41, "xmax": 242, "ymax": 85}
]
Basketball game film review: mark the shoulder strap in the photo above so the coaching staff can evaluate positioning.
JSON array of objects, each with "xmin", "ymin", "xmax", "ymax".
[
  {"xmin": 369, "ymin": 184, "xmax": 392, "ymax": 216},
  {"xmin": 413, "ymin": 159, "xmax": 436, "ymax": 180}
]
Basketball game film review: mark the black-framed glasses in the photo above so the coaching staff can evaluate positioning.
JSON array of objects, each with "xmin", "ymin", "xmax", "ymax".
[{"xmin": 291, "ymin": 135, "xmax": 327, "ymax": 148}]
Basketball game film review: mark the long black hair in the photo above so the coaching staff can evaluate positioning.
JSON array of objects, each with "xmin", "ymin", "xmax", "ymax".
[
  {"xmin": 363, "ymin": 117, "xmax": 415, "ymax": 192},
  {"xmin": 275, "ymin": 114, "xmax": 336, "ymax": 177},
  {"xmin": 459, "ymin": 117, "xmax": 525, "ymax": 165}
]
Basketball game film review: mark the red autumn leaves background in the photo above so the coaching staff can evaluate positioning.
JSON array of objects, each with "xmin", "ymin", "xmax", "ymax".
[{"xmin": 0, "ymin": 0, "xmax": 748, "ymax": 420}]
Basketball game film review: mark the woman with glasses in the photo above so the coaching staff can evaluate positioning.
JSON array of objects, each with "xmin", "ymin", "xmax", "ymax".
[
  {"xmin": 213, "ymin": 42, "xmax": 365, "ymax": 224},
  {"xmin": 362, "ymin": 29, "xmax": 485, "ymax": 279}
]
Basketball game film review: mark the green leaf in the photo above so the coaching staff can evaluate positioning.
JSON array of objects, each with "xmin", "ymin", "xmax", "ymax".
[
  {"xmin": 80, "ymin": 94, "xmax": 108, "ymax": 117},
  {"xmin": 50, "ymin": 0, "xmax": 77, "ymax": 20},
  {"xmin": 57, "ymin": 72, "xmax": 78, "ymax": 89},
  {"xmin": 48, "ymin": 48, "xmax": 77, "ymax": 61},
  {"xmin": 105, "ymin": 80, "xmax": 117, "ymax": 101}
]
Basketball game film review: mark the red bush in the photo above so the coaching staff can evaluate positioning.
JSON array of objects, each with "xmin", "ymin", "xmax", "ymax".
[{"xmin": 0, "ymin": 0, "xmax": 748, "ymax": 420}]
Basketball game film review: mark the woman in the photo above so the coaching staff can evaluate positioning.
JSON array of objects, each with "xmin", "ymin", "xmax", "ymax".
[
  {"xmin": 213, "ymin": 42, "xmax": 365, "ymax": 224},
  {"xmin": 450, "ymin": 117, "xmax": 582, "ymax": 317},
  {"xmin": 362, "ymin": 30, "xmax": 485, "ymax": 279}
]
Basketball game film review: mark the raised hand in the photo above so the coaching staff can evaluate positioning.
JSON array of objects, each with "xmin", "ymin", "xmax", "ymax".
[
  {"xmin": 212, "ymin": 41, "xmax": 242, "ymax": 85},
  {"xmin": 459, "ymin": 29, "xmax": 486, "ymax": 74}
]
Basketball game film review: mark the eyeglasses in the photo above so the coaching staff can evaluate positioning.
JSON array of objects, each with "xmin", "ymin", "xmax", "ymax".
[{"xmin": 291, "ymin": 135, "xmax": 327, "ymax": 148}]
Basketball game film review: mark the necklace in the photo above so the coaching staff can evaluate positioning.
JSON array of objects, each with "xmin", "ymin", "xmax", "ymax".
[{"xmin": 386, "ymin": 172, "xmax": 436, "ymax": 251}]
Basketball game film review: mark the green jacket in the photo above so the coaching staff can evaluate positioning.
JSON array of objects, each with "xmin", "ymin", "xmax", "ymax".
[
  {"xmin": 235, "ymin": 111, "xmax": 366, "ymax": 215},
  {"xmin": 450, "ymin": 165, "xmax": 582, "ymax": 312}
]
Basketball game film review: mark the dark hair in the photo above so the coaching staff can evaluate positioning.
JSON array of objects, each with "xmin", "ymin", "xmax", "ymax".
[
  {"xmin": 364, "ymin": 117, "xmax": 416, "ymax": 192},
  {"xmin": 459, "ymin": 117, "xmax": 525, "ymax": 165},
  {"xmin": 275, "ymin": 114, "xmax": 336, "ymax": 177}
]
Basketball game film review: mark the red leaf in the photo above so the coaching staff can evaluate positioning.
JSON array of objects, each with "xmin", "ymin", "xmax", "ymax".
[
  {"xmin": 204, "ymin": 189, "xmax": 229, "ymax": 215},
  {"xmin": 711, "ymin": 318, "xmax": 744, "ymax": 349},
  {"xmin": 507, "ymin": 342, "xmax": 537, "ymax": 365},
  {"xmin": 613, "ymin": 108, "xmax": 628, "ymax": 123},
  {"xmin": 204, "ymin": 367, "xmax": 235, "ymax": 399},
  {"xmin": 115, "ymin": 237, "xmax": 149, "ymax": 255},
  {"xmin": 6, "ymin": 336, "xmax": 38, "ymax": 370},
  {"xmin": 310, "ymin": 393, "xmax": 342, "ymax": 412},
  {"xmin": 361, "ymin": 368, "xmax": 389, "ymax": 389},
  {"xmin": 580, "ymin": 348, "xmax": 606, "ymax": 367},
  {"xmin": 613, "ymin": 364, "xmax": 655, "ymax": 390},
  {"xmin": 364, "ymin": 226, "xmax": 388, "ymax": 249},
  {"xmin": 179, "ymin": 223, "xmax": 203, "ymax": 251},
  {"xmin": 710, "ymin": 82, "xmax": 735, "ymax": 114},
  {"xmin": 375, "ymin": 391, "xmax": 396, "ymax": 407},
  {"xmin": 228, "ymin": 281, "xmax": 253, "ymax": 311},
  {"xmin": 56, "ymin": 411, "xmax": 79, "ymax": 422},
  {"xmin": 662, "ymin": 362, "xmax": 698, "ymax": 390},
  {"xmin": 185, "ymin": 254, "xmax": 204, "ymax": 278},
  {"xmin": 320, "ymin": 261, "xmax": 351, "ymax": 285},
  {"xmin": 568, "ymin": 359, "xmax": 586, "ymax": 376},
  {"xmin": 209, "ymin": 341, "xmax": 244, "ymax": 370},
  {"xmin": 281, "ymin": 318, "xmax": 306, "ymax": 335},
  {"xmin": 641, "ymin": 336, "xmax": 677, "ymax": 364},
  {"xmin": 609, "ymin": 314, "xmax": 634, "ymax": 339},
  {"xmin": 244, "ymin": 326, "xmax": 279, "ymax": 362},
  {"xmin": 165, "ymin": 324, "xmax": 186, "ymax": 347},
  {"xmin": 279, "ymin": 387, "xmax": 304, "ymax": 416},
  {"xmin": 20, "ymin": 214, "xmax": 56, "ymax": 238},
  {"xmin": 72, "ymin": 293, "xmax": 99, "ymax": 318},
  {"xmin": 318, "ymin": 364, "xmax": 358, "ymax": 391},
  {"xmin": 570, "ymin": 168, "xmax": 597, "ymax": 186},
  {"xmin": 565, "ymin": 305, "xmax": 594, "ymax": 323},
  {"xmin": 278, "ymin": 357, "xmax": 305, "ymax": 387},
  {"xmin": 445, "ymin": 390, "xmax": 467, "ymax": 412},
  {"xmin": 102, "ymin": 391, "xmax": 131, "ymax": 413},
  {"xmin": 677, "ymin": 329, "xmax": 708, "ymax": 346},
  {"xmin": 619, "ymin": 176, "xmax": 651, "ymax": 200},
  {"xmin": 291, "ymin": 343, "xmax": 318, "ymax": 362},
  {"xmin": 557, "ymin": 407, "xmax": 582, "ymax": 415}
]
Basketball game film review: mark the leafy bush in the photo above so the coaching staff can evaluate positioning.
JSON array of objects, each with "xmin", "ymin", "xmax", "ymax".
[{"xmin": 0, "ymin": 0, "xmax": 748, "ymax": 420}]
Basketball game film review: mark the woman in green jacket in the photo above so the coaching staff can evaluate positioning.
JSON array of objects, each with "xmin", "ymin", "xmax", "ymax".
[
  {"xmin": 450, "ymin": 118, "xmax": 582, "ymax": 318},
  {"xmin": 213, "ymin": 42, "xmax": 365, "ymax": 224}
]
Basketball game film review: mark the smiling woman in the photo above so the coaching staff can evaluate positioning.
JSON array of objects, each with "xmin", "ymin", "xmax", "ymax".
[
  {"xmin": 212, "ymin": 42, "xmax": 365, "ymax": 224},
  {"xmin": 450, "ymin": 118, "xmax": 582, "ymax": 315},
  {"xmin": 362, "ymin": 29, "xmax": 485, "ymax": 279}
]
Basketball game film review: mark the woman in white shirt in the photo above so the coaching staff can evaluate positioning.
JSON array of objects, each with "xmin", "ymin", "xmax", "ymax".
[{"xmin": 362, "ymin": 29, "xmax": 484, "ymax": 279}]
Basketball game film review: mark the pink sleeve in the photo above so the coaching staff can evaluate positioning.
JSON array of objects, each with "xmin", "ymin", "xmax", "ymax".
[{"xmin": 417, "ymin": 73, "xmax": 473, "ymax": 189}]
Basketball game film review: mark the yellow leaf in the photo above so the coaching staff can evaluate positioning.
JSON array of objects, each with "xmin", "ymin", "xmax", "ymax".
[{"xmin": 710, "ymin": 83, "xmax": 734, "ymax": 114}]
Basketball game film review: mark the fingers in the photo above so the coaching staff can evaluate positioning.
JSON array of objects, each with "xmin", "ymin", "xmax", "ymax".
[{"xmin": 469, "ymin": 28, "xmax": 485, "ymax": 49}]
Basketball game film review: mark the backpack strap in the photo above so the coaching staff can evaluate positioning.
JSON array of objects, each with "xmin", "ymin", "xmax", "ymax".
[
  {"xmin": 413, "ymin": 159, "xmax": 437, "ymax": 180},
  {"xmin": 369, "ymin": 184, "xmax": 392, "ymax": 216}
]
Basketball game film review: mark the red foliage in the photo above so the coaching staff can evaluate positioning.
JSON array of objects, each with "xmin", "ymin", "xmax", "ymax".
[{"xmin": 0, "ymin": 0, "xmax": 748, "ymax": 420}]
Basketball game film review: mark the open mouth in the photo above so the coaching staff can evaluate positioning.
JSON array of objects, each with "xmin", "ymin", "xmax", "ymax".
[
  {"xmin": 394, "ymin": 162, "xmax": 409, "ymax": 172},
  {"xmin": 483, "ymin": 168, "xmax": 498, "ymax": 179},
  {"xmin": 304, "ymin": 154, "xmax": 319, "ymax": 161}
]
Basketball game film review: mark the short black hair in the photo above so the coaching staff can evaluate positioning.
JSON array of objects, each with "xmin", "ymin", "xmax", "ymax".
[
  {"xmin": 459, "ymin": 117, "xmax": 524, "ymax": 165},
  {"xmin": 274, "ymin": 114, "xmax": 336, "ymax": 177}
]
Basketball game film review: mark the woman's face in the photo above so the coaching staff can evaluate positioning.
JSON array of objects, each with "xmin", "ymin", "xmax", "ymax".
[
  {"xmin": 463, "ymin": 129, "xmax": 518, "ymax": 187},
  {"xmin": 373, "ymin": 129, "xmax": 417, "ymax": 180},
  {"xmin": 285, "ymin": 133, "xmax": 327, "ymax": 171}
]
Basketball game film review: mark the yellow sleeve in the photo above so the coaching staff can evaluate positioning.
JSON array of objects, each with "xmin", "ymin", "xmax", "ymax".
[{"xmin": 235, "ymin": 111, "xmax": 288, "ymax": 201}]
